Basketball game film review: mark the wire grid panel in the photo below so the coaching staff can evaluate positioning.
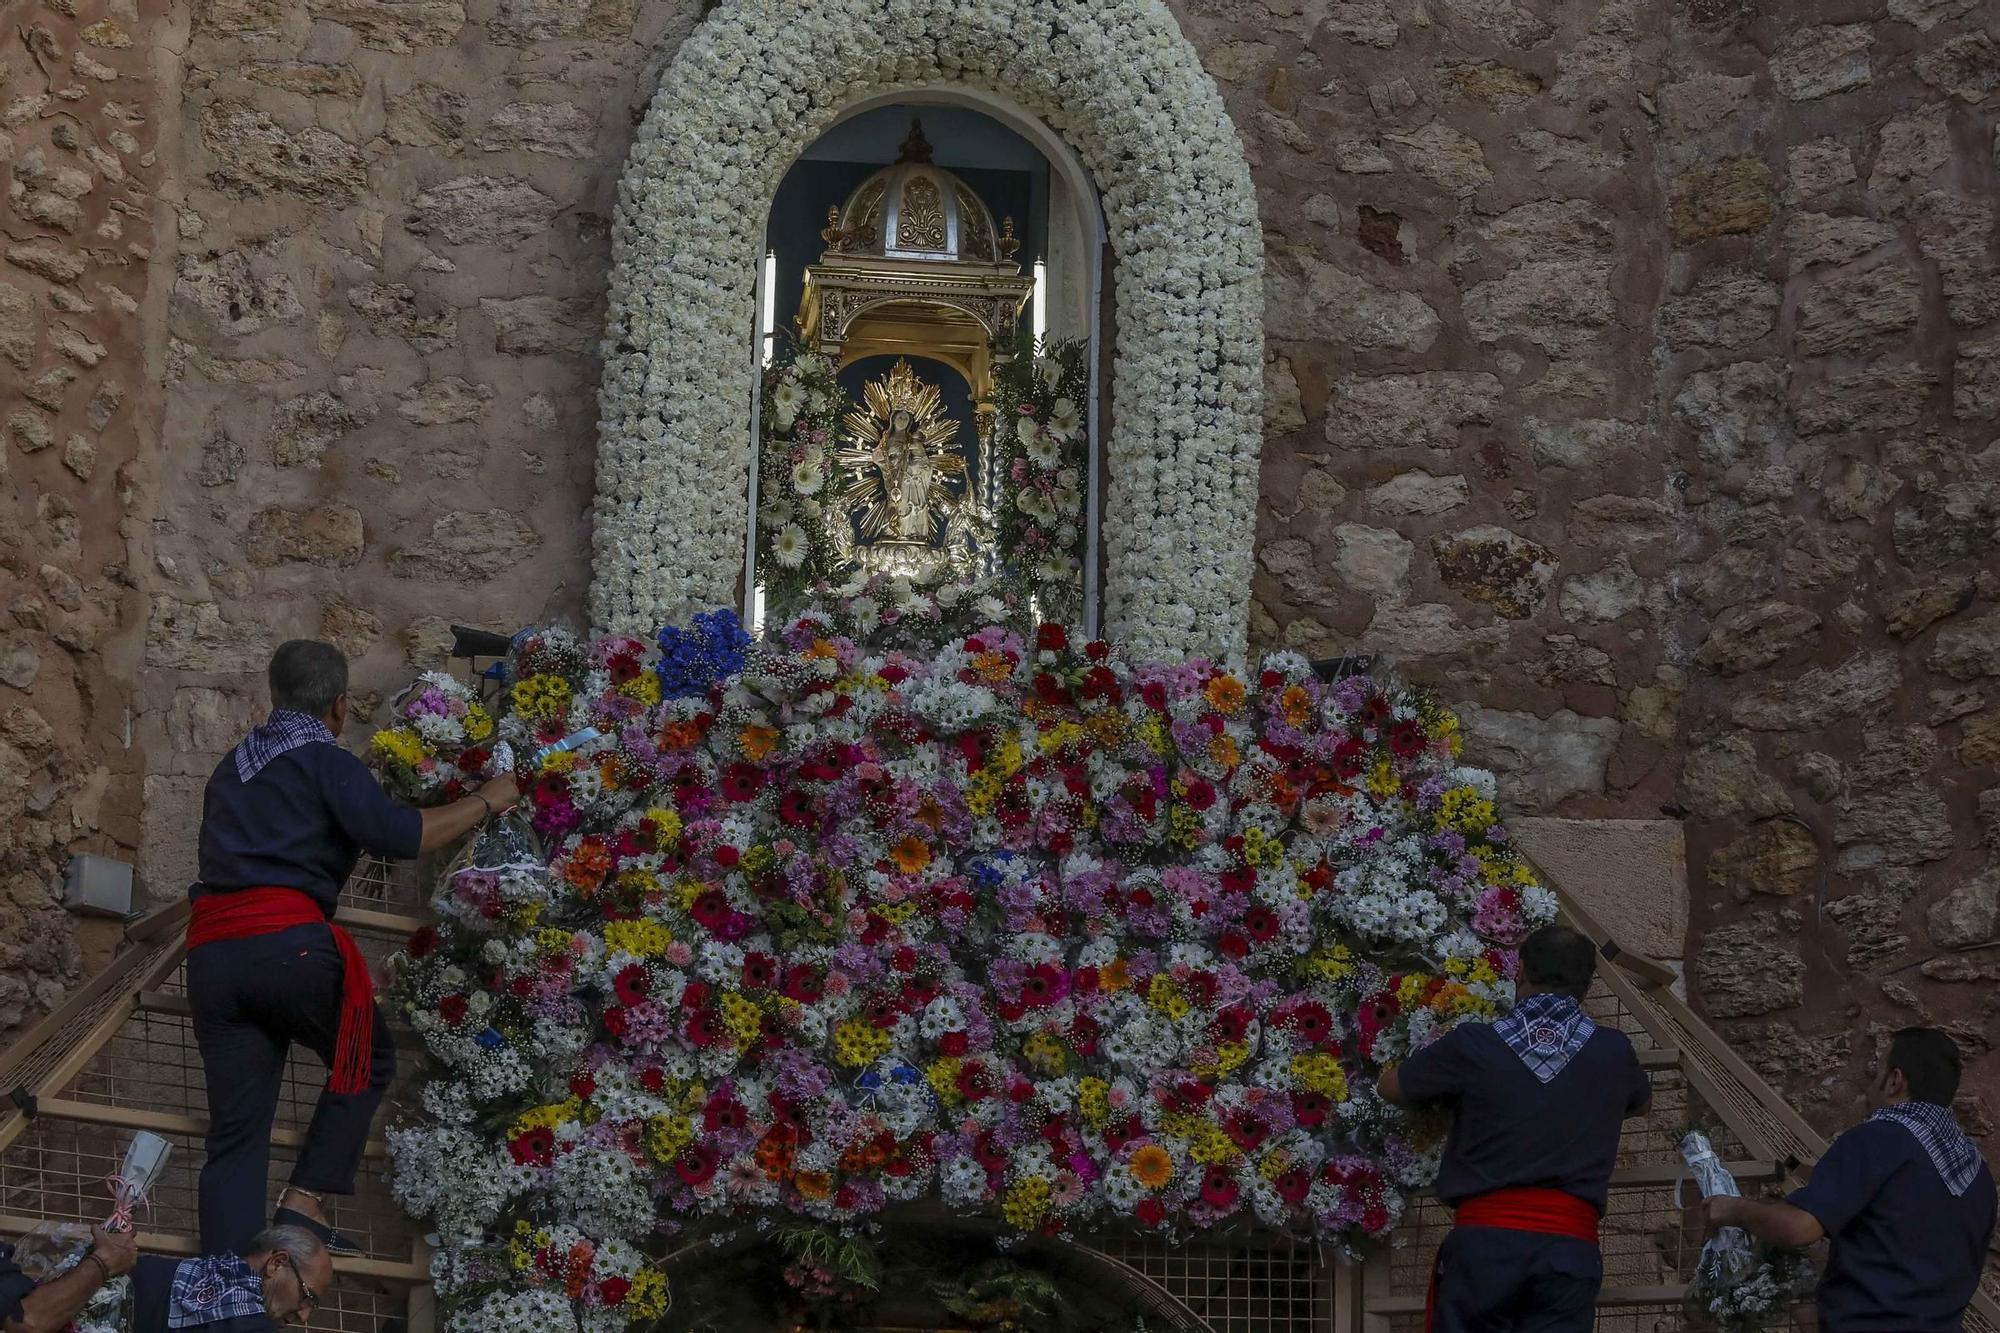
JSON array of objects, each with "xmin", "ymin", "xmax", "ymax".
[
  {"xmin": 1090, "ymin": 1230, "xmax": 1330, "ymax": 1332},
  {"xmin": 308, "ymin": 1274, "xmax": 416, "ymax": 1333},
  {"xmin": 0, "ymin": 1115, "xmax": 416, "ymax": 1263},
  {"xmin": 342, "ymin": 855, "xmax": 429, "ymax": 916}
]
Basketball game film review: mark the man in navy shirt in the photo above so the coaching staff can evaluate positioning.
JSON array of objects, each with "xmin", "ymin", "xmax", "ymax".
[
  {"xmin": 0, "ymin": 1224, "xmax": 134, "ymax": 1333},
  {"xmin": 128, "ymin": 1224, "xmax": 330, "ymax": 1331},
  {"xmin": 189, "ymin": 641, "xmax": 519, "ymax": 1256},
  {"xmin": 1698, "ymin": 1026, "xmax": 1997, "ymax": 1332},
  {"xmin": 1381, "ymin": 924, "xmax": 1652, "ymax": 1332}
]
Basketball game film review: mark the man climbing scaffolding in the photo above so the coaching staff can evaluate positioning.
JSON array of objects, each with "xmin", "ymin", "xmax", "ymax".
[
  {"xmin": 1379, "ymin": 924, "xmax": 1653, "ymax": 1333},
  {"xmin": 187, "ymin": 640, "xmax": 521, "ymax": 1256}
]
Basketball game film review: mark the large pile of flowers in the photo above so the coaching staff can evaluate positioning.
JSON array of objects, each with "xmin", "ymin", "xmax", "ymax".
[{"xmin": 379, "ymin": 607, "xmax": 1555, "ymax": 1330}]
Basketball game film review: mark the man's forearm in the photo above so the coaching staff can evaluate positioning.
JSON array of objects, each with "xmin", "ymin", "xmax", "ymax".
[
  {"xmin": 1711, "ymin": 1196, "xmax": 1825, "ymax": 1248},
  {"xmin": 418, "ymin": 795, "xmax": 493, "ymax": 852},
  {"xmin": 11, "ymin": 1258, "xmax": 106, "ymax": 1333}
]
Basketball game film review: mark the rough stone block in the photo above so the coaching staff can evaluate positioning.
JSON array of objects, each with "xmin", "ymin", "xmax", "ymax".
[
  {"xmin": 1454, "ymin": 704, "xmax": 1619, "ymax": 812},
  {"xmin": 1512, "ymin": 817, "xmax": 1687, "ymax": 960}
]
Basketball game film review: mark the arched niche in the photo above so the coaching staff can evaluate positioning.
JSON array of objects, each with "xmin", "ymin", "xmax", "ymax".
[{"xmin": 592, "ymin": 1, "xmax": 1262, "ymax": 660}]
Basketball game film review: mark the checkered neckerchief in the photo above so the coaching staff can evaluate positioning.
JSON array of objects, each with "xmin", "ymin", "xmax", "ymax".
[
  {"xmin": 1872, "ymin": 1099, "xmax": 1985, "ymax": 1197},
  {"xmin": 1494, "ymin": 991, "xmax": 1596, "ymax": 1083},
  {"xmin": 168, "ymin": 1252, "xmax": 264, "ymax": 1328},
  {"xmin": 234, "ymin": 709, "xmax": 334, "ymax": 783}
]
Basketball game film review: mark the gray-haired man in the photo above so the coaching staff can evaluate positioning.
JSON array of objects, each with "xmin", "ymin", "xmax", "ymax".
[
  {"xmin": 188, "ymin": 640, "xmax": 519, "ymax": 1255},
  {"xmin": 130, "ymin": 1226, "xmax": 332, "ymax": 1331}
]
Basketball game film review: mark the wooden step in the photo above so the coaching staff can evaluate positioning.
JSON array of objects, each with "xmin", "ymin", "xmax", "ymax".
[
  {"xmin": 28, "ymin": 1096, "xmax": 390, "ymax": 1161},
  {"xmin": 1637, "ymin": 1047, "xmax": 1682, "ymax": 1069},
  {"xmin": 0, "ymin": 1212, "xmax": 425, "ymax": 1282}
]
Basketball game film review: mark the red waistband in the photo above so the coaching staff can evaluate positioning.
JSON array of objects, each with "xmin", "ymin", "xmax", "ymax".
[
  {"xmin": 1452, "ymin": 1186, "xmax": 1601, "ymax": 1242},
  {"xmin": 1426, "ymin": 1187, "xmax": 1600, "ymax": 1333},
  {"xmin": 187, "ymin": 888, "xmax": 375, "ymax": 1095}
]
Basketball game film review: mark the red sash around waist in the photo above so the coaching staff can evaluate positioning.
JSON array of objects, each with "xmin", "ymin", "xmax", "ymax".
[
  {"xmin": 187, "ymin": 888, "xmax": 374, "ymax": 1095},
  {"xmin": 1426, "ymin": 1188, "xmax": 1600, "ymax": 1331}
]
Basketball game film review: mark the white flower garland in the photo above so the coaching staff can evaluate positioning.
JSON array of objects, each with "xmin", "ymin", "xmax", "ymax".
[{"xmin": 590, "ymin": 0, "xmax": 1264, "ymax": 660}]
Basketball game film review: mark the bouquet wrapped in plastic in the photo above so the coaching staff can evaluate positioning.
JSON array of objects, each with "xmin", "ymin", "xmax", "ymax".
[
  {"xmin": 1680, "ymin": 1131, "xmax": 1815, "ymax": 1330},
  {"xmin": 12, "ymin": 1131, "xmax": 172, "ymax": 1333}
]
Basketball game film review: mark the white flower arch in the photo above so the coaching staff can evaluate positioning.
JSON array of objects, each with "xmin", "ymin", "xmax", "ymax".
[{"xmin": 591, "ymin": 0, "xmax": 1263, "ymax": 660}]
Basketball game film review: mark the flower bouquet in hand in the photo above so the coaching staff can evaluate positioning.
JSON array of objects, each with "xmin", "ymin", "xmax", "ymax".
[
  {"xmin": 370, "ymin": 671, "xmax": 500, "ymax": 804},
  {"xmin": 1681, "ymin": 1131, "xmax": 1815, "ymax": 1330},
  {"xmin": 15, "ymin": 1131, "xmax": 170, "ymax": 1332}
]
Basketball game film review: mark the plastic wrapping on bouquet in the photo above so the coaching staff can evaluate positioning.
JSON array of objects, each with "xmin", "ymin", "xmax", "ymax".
[{"xmin": 1680, "ymin": 1130, "xmax": 1757, "ymax": 1283}]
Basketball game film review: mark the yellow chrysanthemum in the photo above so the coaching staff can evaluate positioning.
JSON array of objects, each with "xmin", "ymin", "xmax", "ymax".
[
  {"xmin": 1290, "ymin": 1052, "xmax": 1349, "ymax": 1101},
  {"xmin": 926, "ymin": 1057, "xmax": 965, "ymax": 1107},
  {"xmin": 720, "ymin": 992, "xmax": 763, "ymax": 1047},
  {"xmin": 603, "ymin": 918, "xmax": 672, "ymax": 958},
  {"xmin": 833, "ymin": 1019, "xmax": 891, "ymax": 1068},
  {"xmin": 624, "ymin": 1269, "xmax": 670, "ymax": 1319},
  {"xmin": 370, "ymin": 728, "xmax": 427, "ymax": 766},
  {"xmin": 463, "ymin": 704, "xmax": 494, "ymax": 742},
  {"xmin": 509, "ymin": 1098, "xmax": 580, "ymax": 1138},
  {"xmin": 644, "ymin": 806, "xmax": 682, "ymax": 843},
  {"xmin": 616, "ymin": 671, "xmax": 663, "ymax": 706},
  {"xmin": 510, "ymin": 673, "xmax": 573, "ymax": 722},
  {"xmin": 1078, "ymin": 1077, "xmax": 1110, "ymax": 1127},
  {"xmin": 1003, "ymin": 1176, "xmax": 1051, "ymax": 1228},
  {"xmin": 644, "ymin": 1114, "xmax": 694, "ymax": 1165},
  {"xmin": 1437, "ymin": 787, "xmax": 1497, "ymax": 837},
  {"xmin": 1022, "ymin": 1031, "xmax": 1067, "ymax": 1074}
]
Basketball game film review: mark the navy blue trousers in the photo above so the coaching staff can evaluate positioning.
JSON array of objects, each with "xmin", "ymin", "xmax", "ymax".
[
  {"xmin": 1429, "ymin": 1227, "xmax": 1601, "ymax": 1333},
  {"xmin": 186, "ymin": 923, "xmax": 395, "ymax": 1255}
]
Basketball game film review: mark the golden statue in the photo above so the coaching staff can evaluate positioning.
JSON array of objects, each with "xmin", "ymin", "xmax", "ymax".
[{"xmin": 835, "ymin": 359, "xmax": 969, "ymax": 572}]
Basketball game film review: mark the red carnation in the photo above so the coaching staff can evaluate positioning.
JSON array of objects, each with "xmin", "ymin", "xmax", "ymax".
[
  {"xmin": 599, "ymin": 1276, "xmax": 631, "ymax": 1306},
  {"xmin": 1037, "ymin": 623, "xmax": 1068, "ymax": 652},
  {"xmin": 407, "ymin": 926, "xmax": 439, "ymax": 959},
  {"xmin": 438, "ymin": 994, "xmax": 468, "ymax": 1026},
  {"xmin": 1136, "ymin": 1198, "xmax": 1166, "ymax": 1227}
]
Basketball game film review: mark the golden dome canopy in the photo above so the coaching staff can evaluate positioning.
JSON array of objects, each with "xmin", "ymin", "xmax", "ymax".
[{"xmin": 822, "ymin": 120, "xmax": 1017, "ymax": 267}]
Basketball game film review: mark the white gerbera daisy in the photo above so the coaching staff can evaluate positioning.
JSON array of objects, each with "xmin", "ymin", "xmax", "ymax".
[
  {"xmin": 771, "ymin": 523, "xmax": 808, "ymax": 568},
  {"xmin": 1050, "ymin": 397, "xmax": 1080, "ymax": 435},
  {"xmin": 790, "ymin": 456, "xmax": 825, "ymax": 495}
]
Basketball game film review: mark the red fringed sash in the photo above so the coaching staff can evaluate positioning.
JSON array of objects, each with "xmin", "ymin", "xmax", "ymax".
[{"xmin": 188, "ymin": 888, "xmax": 374, "ymax": 1095}]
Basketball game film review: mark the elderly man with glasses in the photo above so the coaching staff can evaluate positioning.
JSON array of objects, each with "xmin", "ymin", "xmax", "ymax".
[{"xmin": 128, "ymin": 1225, "xmax": 333, "ymax": 1331}]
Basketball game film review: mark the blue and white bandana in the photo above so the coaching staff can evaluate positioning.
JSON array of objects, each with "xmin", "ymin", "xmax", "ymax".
[
  {"xmin": 1494, "ymin": 992, "xmax": 1596, "ymax": 1083},
  {"xmin": 168, "ymin": 1252, "xmax": 264, "ymax": 1328},
  {"xmin": 1872, "ymin": 1100, "xmax": 1986, "ymax": 1197},
  {"xmin": 234, "ymin": 709, "xmax": 335, "ymax": 783}
]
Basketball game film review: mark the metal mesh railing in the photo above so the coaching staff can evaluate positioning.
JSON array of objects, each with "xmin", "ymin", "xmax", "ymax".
[{"xmin": 1090, "ymin": 1230, "xmax": 1330, "ymax": 1332}]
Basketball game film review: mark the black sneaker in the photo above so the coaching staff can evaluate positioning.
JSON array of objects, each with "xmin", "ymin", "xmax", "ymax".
[{"xmin": 273, "ymin": 1205, "xmax": 363, "ymax": 1257}]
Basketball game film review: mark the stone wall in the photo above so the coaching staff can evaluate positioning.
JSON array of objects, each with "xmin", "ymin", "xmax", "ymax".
[
  {"xmin": 0, "ymin": 0, "xmax": 166, "ymax": 1032},
  {"xmin": 2, "ymin": 0, "xmax": 1996, "ymax": 1137}
]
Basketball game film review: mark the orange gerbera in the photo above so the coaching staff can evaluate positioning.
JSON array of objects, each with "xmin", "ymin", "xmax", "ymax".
[
  {"xmin": 971, "ymin": 650, "xmax": 1013, "ymax": 684},
  {"xmin": 1100, "ymin": 958, "xmax": 1132, "ymax": 992},
  {"xmin": 739, "ymin": 724, "xmax": 779, "ymax": 761},
  {"xmin": 792, "ymin": 1170, "xmax": 833, "ymax": 1200},
  {"xmin": 805, "ymin": 639, "xmax": 840, "ymax": 660},
  {"xmin": 660, "ymin": 719, "xmax": 703, "ymax": 750},
  {"xmin": 889, "ymin": 836, "xmax": 933, "ymax": 875},
  {"xmin": 1208, "ymin": 734, "xmax": 1241, "ymax": 771},
  {"xmin": 1130, "ymin": 1144, "xmax": 1174, "ymax": 1190},
  {"xmin": 1281, "ymin": 683, "xmax": 1313, "ymax": 728},
  {"xmin": 1204, "ymin": 674, "xmax": 1246, "ymax": 714}
]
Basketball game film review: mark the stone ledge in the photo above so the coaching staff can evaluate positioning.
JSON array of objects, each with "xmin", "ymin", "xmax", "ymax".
[{"xmin": 1511, "ymin": 817, "xmax": 1689, "ymax": 961}]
